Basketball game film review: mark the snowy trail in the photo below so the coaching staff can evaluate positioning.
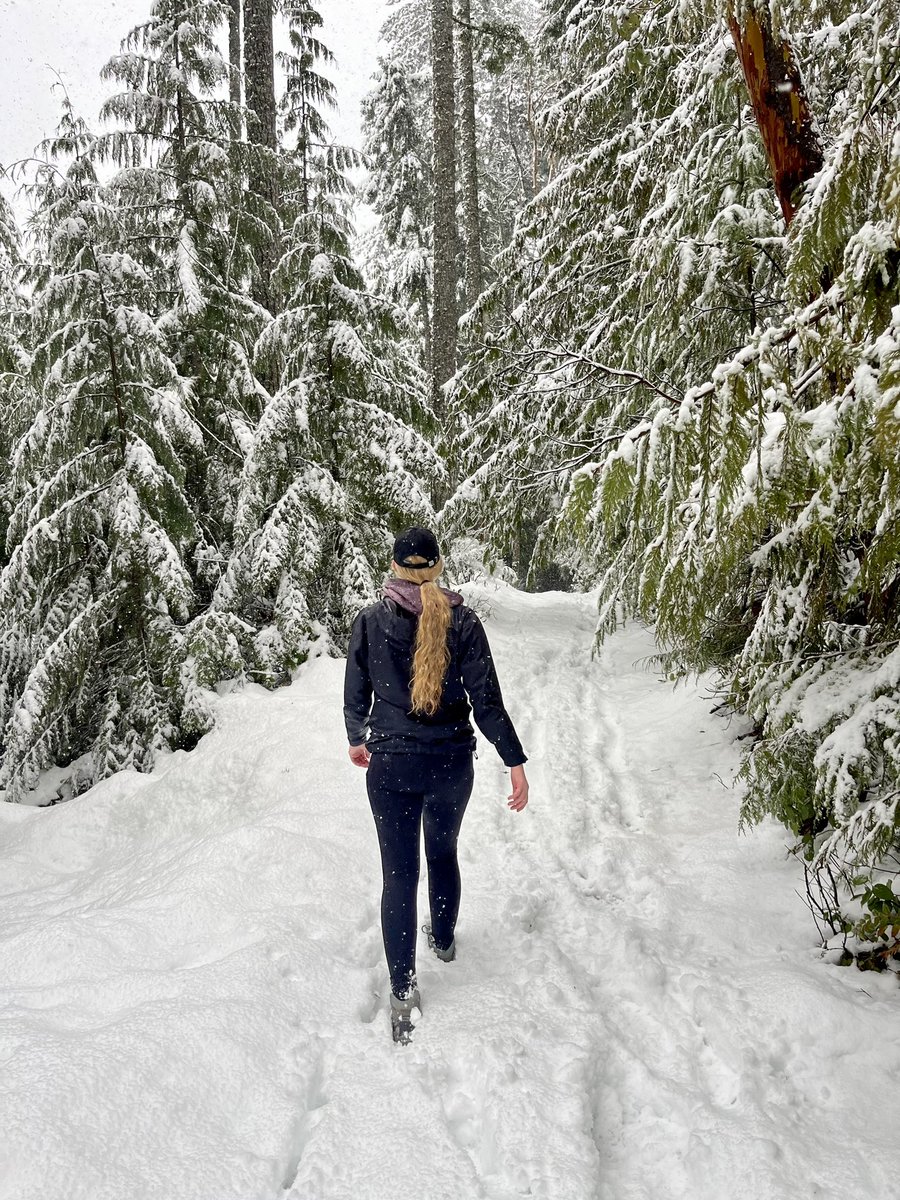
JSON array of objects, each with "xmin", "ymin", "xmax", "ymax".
[{"xmin": 1, "ymin": 583, "xmax": 898, "ymax": 1200}]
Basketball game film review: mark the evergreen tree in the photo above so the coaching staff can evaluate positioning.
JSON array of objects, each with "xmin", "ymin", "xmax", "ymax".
[
  {"xmin": 213, "ymin": 12, "xmax": 446, "ymax": 670},
  {"xmin": 279, "ymin": 0, "xmax": 338, "ymax": 214},
  {"xmin": 449, "ymin": 0, "xmax": 782, "ymax": 576},
  {"xmin": 242, "ymin": 0, "xmax": 281, "ymax": 315},
  {"xmin": 466, "ymin": 0, "xmax": 549, "ymax": 260},
  {"xmin": 0, "ymin": 192, "xmax": 28, "ymax": 558},
  {"xmin": 430, "ymin": 0, "xmax": 459, "ymax": 410},
  {"xmin": 369, "ymin": 0, "xmax": 543, "ymax": 328},
  {"xmin": 228, "ymin": 0, "xmax": 242, "ymax": 110},
  {"xmin": 0, "ymin": 192, "xmax": 23, "ymax": 389},
  {"xmin": 243, "ymin": 0, "xmax": 278, "ymax": 204},
  {"xmin": 0, "ymin": 0, "xmax": 449, "ymax": 798},
  {"xmin": 218, "ymin": 200, "xmax": 444, "ymax": 667},
  {"xmin": 0, "ymin": 105, "xmax": 218, "ymax": 799},
  {"xmin": 94, "ymin": 0, "xmax": 273, "ymax": 609},
  {"xmin": 457, "ymin": 0, "xmax": 484, "ymax": 311},
  {"xmin": 380, "ymin": 0, "xmax": 432, "ymax": 84},
  {"xmin": 361, "ymin": 57, "xmax": 432, "ymax": 360},
  {"xmin": 448, "ymin": 0, "xmax": 900, "ymax": 953}
]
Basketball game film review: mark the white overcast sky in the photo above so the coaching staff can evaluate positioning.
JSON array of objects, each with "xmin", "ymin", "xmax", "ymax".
[{"xmin": 0, "ymin": 0, "xmax": 389, "ymax": 216}]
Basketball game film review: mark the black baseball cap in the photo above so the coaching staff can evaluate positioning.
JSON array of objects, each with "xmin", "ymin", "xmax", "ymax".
[{"xmin": 393, "ymin": 526, "xmax": 441, "ymax": 569}]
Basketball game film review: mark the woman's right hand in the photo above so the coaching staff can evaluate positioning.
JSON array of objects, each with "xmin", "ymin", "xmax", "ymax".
[{"xmin": 507, "ymin": 765, "xmax": 529, "ymax": 811}]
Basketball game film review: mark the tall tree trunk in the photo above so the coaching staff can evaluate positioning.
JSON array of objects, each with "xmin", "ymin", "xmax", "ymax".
[
  {"xmin": 229, "ymin": 0, "xmax": 242, "ymax": 112},
  {"xmin": 430, "ymin": 0, "xmax": 458, "ymax": 413},
  {"xmin": 727, "ymin": 4, "xmax": 823, "ymax": 226},
  {"xmin": 243, "ymin": 0, "xmax": 277, "ymax": 184},
  {"xmin": 456, "ymin": 0, "xmax": 483, "ymax": 314},
  {"xmin": 243, "ymin": 0, "xmax": 278, "ymax": 312}
]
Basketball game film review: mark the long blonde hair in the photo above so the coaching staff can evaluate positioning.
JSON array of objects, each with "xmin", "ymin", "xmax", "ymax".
[{"xmin": 391, "ymin": 557, "xmax": 452, "ymax": 715}]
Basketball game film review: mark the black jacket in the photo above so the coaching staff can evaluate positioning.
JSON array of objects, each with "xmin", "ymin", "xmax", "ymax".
[{"xmin": 343, "ymin": 598, "xmax": 527, "ymax": 767}]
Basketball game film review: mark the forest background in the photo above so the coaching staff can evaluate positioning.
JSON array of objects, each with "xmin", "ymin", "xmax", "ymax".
[{"xmin": 0, "ymin": 0, "xmax": 898, "ymax": 970}]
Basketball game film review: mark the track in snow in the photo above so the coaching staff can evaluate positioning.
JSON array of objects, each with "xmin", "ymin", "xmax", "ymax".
[{"xmin": 0, "ymin": 584, "xmax": 897, "ymax": 1200}]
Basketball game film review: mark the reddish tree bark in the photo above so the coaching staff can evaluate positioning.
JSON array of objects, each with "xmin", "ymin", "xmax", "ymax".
[{"xmin": 728, "ymin": 6, "xmax": 823, "ymax": 225}]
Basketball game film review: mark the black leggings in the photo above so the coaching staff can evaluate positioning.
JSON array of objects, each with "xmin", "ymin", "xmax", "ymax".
[{"xmin": 366, "ymin": 749, "xmax": 475, "ymax": 998}]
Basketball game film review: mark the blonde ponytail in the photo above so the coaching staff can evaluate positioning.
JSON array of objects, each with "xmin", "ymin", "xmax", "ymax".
[{"xmin": 391, "ymin": 557, "xmax": 452, "ymax": 715}]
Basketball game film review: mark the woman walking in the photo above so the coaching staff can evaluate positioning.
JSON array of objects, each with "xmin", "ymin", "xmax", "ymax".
[{"xmin": 344, "ymin": 527, "xmax": 529, "ymax": 1044}]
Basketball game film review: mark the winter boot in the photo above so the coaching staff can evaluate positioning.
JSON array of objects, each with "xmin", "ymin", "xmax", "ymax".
[
  {"xmin": 422, "ymin": 923, "xmax": 456, "ymax": 962},
  {"xmin": 389, "ymin": 987, "xmax": 422, "ymax": 1045}
]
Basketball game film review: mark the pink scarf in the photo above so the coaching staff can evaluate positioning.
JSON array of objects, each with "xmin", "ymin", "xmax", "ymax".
[{"xmin": 383, "ymin": 578, "xmax": 464, "ymax": 615}]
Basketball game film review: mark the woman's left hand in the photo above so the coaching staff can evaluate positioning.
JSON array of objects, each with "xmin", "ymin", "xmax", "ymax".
[
  {"xmin": 349, "ymin": 744, "xmax": 371, "ymax": 768},
  {"xmin": 507, "ymin": 764, "xmax": 529, "ymax": 811}
]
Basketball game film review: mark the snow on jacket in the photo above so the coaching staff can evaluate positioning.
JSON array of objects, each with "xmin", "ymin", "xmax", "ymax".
[{"xmin": 343, "ymin": 587, "xmax": 527, "ymax": 767}]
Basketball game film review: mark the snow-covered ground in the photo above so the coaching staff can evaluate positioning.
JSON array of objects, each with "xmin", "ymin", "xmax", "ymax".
[{"xmin": 1, "ymin": 582, "xmax": 897, "ymax": 1200}]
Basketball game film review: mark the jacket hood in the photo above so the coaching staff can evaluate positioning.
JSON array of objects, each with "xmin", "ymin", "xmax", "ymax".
[{"xmin": 382, "ymin": 578, "xmax": 465, "ymax": 616}]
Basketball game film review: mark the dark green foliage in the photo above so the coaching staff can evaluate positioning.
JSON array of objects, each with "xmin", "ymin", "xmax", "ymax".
[
  {"xmin": 0, "ymin": 0, "xmax": 443, "ymax": 798},
  {"xmin": 0, "ymin": 101, "xmax": 216, "ymax": 796},
  {"xmin": 446, "ymin": 0, "xmax": 900, "ymax": 943}
]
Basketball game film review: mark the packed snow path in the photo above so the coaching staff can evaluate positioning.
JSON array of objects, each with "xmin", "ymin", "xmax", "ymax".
[{"xmin": 1, "ymin": 584, "xmax": 897, "ymax": 1200}]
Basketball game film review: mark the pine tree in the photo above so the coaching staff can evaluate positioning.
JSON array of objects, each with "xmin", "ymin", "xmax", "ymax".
[
  {"xmin": 279, "ymin": 0, "xmax": 338, "ymax": 214},
  {"xmin": 456, "ymin": 0, "xmax": 484, "ymax": 311},
  {"xmin": 213, "ymin": 12, "xmax": 446, "ymax": 671},
  {"xmin": 449, "ymin": 0, "xmax": 782, "ymax": 577},
  {"xmin": 381, "ymin": 0, "xmax": 432, "ymax": 81},
  {"xmin": 361, "ymin": 57, "xmax": 432, "ymax": 361},
  {"xmin": 465, "ymin": 0, "xmax": 548, "ymax": 259},
  {"xmin": 243, "ymin": 0, "xmax": 277, "ymax": 196},
  {"xmin": 448, "ymin": 0, "xmax": 900, "ymax": 952},
  {"xmin": 229, "ymin": 0, "xmax": 242, "ymax": 110},
  {"xmin": 0, "ymin": 192, "xmax": 28, "ymax": 557},
  {"xmin": 94, "ymin": 0, "xmax": 272, "ymax": 609},
  {"xmin": 218, "ymin": 196, "xmax": 444, "ymax": 667},
  {"xmin": 0, "ymin": 191, "xmax": 23, "ymax": 385},
  {"xmin": 453, "ymin": 0, "xmax": 544, "ymax": 305},
  {"xmin": 242, "ymin": 0, "xmax": 281, "ymax": 317},
  {"xmin": 0, "ymin": 103, "xmax": 216, "ymax": 799},
  {"xmin": 0, "ymin": 0, "xmax": 450, "ymax": 799},
  {"xmin": 368, "ymin": 0, "xmax": 544, "ymax": 361},
  {"xmin": 430, "ymin": 0, "xmax": 458, "ymax": 411}
]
